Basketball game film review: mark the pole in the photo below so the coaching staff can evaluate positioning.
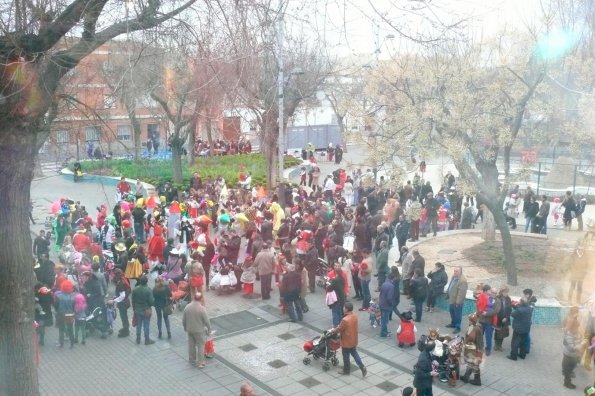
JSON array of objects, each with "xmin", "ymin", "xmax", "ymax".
[
  {"xmin": 536, "ymin": 162, "xmax": 541, "ymax": 196},
  {"xmin": 276, "ymin": 15, "xmax": 285, "ymax": 208},
  {"xmin": 573, "ymin": 164, "xmax": 578, "ymax": 195}
]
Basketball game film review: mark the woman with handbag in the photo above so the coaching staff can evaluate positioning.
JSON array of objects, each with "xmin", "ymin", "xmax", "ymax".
[
  {"xmin": 153, "ymin": 277, "xmax": 172, "ymax": 339},
  {"xmin": 494, "ymin": 287, "xmax": 512, "ymax": 352}
]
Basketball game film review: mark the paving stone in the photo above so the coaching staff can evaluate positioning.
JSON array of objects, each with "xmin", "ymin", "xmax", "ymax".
[
  {"xmin": 375, "ymin": 380, "xmax": 399, "ymax": 392},
  {"xmin": 277, "ymin": 332, "xmax": 296, "ymax": 340},
  {"xmin": 238, "ymin": 343, "xmax": 258, "ymax": 352}
]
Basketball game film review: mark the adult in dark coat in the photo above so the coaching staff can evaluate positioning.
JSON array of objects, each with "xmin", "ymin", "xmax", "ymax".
[
  {"xmin": 410, "ymin": 268, "xmax": 429, "ymax": 322},
  {"xmin": 413, "ymin": 340, "xmax": 438, "ymax": 395},
  {"xmin": 426, "ymin": 262, "xmax": 448, "ymax": 312},
  {"xmin": 281, "ymin": 264, "xmax": 303, "ymax": 322},
  {"xmin": 507, "ymin": 294, "xmax": 533, "ymax": 360}
]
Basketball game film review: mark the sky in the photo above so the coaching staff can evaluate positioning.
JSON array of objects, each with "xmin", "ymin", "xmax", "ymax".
[{"xmin": 289, "ymin": 0, "xmax": 544, "ymax": 60}]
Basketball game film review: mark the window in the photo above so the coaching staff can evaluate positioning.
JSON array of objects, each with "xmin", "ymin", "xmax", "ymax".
[
  {"xmin": 117, "ymin": 125, "xmax": 132, "ymax": 141},
  {"xmin": 104, "ymin": 95, "xmax": 117, "ymax": 109},
  {"xmin": 85, "ymin": 126, "xmax": 100, "ymax": 142},
  {"xmin": 56, "ymin": 130, "xmax": 69, "ymax": 144}
]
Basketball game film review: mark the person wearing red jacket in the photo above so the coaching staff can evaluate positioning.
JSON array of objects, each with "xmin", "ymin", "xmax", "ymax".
[
  {"xmin": 397, "ymin": 311, "xmax": 417, "ymax": 347},
  {"xmin": 476, "ymin": 284, "xmax": 498, "ymax": 356},
  {"xmin": 72, "ymin": 229, "xmax": 91, "ymax": 252}
]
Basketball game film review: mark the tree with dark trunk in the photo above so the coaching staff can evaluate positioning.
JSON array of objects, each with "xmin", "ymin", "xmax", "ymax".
[{"xmin": 0, "ymin": 0, "xmax": 196, "ymax": 393}]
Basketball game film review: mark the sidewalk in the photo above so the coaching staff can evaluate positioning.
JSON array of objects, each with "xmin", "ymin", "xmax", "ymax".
[{"xmin": 32, "ymin": 154, "xmax": 594, "ymax": 396}]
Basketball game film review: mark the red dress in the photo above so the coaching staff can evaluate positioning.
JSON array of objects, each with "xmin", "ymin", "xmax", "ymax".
[
  {"xmin": 397, "ymin": 321, "xmax": 416, "ymax": 344},
  {"xmin": 147, "ymin": 223, "xmax": 165, "ymax": 262}
]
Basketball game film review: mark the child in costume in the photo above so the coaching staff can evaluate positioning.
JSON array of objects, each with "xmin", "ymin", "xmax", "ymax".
[
  {"xmin": 397, "ymin": 311, "xmax": 417, "ymax": 347},
  {"xmin": 368, "ymin": 298, "xmax": 381, "ymax": 328},
  {"xmin": 73, "ymin": 292, "xmax": 88, "ymax": 345}
]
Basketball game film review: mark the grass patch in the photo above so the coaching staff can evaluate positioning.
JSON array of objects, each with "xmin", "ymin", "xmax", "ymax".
[{"xmin": 68, "ymin": 154, "xmax": 302, "ymax": 190}]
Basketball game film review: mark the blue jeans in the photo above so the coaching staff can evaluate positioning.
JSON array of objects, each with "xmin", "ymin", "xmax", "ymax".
[
  {"xmin": 449, "ymin": 303, "xmax": 463, "ymax": 330},
  {"xmin": 155, "ymin": 306, "xmax": 171, "ymax": 335},
  {"xmin": 483, "ymin": 323, "xmax": 494, "ymax": 352},
  {"xmin": 524, "ymin": 216, "xmax": 533, "ymax": 233},
  {"xmin": 414, "ymin": 298, "xmax": 424, "ymax": 322},
  {"xmin": 361, "ymin": 279, "xmax": 371, "ymax": 309},
  {"xmin": 135, "ymin": 312, "xmax": 151, "ymax": 340},
  {"xmin": 331, "ymin": 302, "xmax": 344, "ymax": 327},
  {"xmin": 380, "ymin": 309, "xmax": 391, "ymax": 336},
  {"xmin": 286, "ymin": 299, "xmax": 303, "ymax": 322},
  {"xmin": 341, "ymin": 347, "xmax": 364, "ymax": 372},
  {"xmin": 134, "ymin": 222, "xmax": 145, "ymax": 243}
]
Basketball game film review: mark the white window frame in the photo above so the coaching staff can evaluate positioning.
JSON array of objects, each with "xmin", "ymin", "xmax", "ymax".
[
  {"xmin": 85, "ymin": 126, "xmax": 101, "ymax": 142},
  {"xmin": 117, "ymin": 125, "xmax": 132, "ymax": 141},
  {"xmin": 56, "ymin": 129, "xmax": 69, "ymax": 144}
]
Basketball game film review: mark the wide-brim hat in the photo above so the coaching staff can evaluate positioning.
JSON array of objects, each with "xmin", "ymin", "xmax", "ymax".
[{"xmin": 114, "ymin": 242, "xmax": 126, "ymax": 252}]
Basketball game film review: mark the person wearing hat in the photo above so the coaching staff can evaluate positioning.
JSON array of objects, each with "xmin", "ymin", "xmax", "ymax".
[
  {"xmin": 55, "ymin": 280, "xmax": 76, "ymax": 348},
  {"xmin": 110, "ymin": 268, "xmax": 131, "ymax": 337},
  {"xmin": 131, "ymin": 275, "xmax": 155, "ymax": 345},
  {"xmin": 461, "ymin": 312, "xmax": 484, "ymax": 385}
]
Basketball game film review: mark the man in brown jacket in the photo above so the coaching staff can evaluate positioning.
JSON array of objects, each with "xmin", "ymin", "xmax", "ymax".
[
  {"xmin": 445, "ymin": 266, "xmax": 468, "ymax": 334},
  {"xmin": 254, "ymin": 242, "xmax": 275, "ymax": 300},
  {"xmin": 182, "ymin": 292, "xmax": 211, "ymax": 368},
  {"xmin": 330, "ymin": 302, "xmax": 367, "ymax": 376}
]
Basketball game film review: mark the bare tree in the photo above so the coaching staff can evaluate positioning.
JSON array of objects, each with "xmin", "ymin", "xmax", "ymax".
[{"xmin": 0, "ymin": 1, "xmax": 197, "ymax": 393}]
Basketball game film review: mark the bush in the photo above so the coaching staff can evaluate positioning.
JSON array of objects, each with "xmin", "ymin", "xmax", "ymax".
[{"xmin": 68, "ymin": 154, "xmax": 303, "ymax": 188}]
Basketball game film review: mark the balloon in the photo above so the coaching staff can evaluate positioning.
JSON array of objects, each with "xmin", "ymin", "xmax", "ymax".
[
  {"xmin": 198, "ymin": 215, "xmax": 213, "ymax": 224},
  {"xmin": 50, "ymin": 201, "xmax": 61, "ymax": 214},
  {"xmin": 122, "ymin": 219, "xmax": 131, "ymax": 229},
  {"xmin": 235, "ymin": 213, "xmax": 249, "ymax": 223},
  {"xmin": 146, "ymin": 196, "xmax": 157, "ymax": 208},
  {"xmin": 443, "ymin": 201, "xmax": 451, "ymax": 209},
  {"xmin": 219, "ymin": 213, "xmax": 231, "ymax": 224}
]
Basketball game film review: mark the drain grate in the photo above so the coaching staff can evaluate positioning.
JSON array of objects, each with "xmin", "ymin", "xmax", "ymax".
[
  {"xmin": 238, "ymin": 343, "xmax": 258, "ymax": 352},
  {"xmin": 298, "ymin": 377, "xmax": 321, "ymax": 388},
  {"xmin": 376, "ymin": 381, "xmax": 399, "ymax": 392},
  {"xmin": 267, "ymin": 359, "xmax": 288, "ymax": 369},
  {"xmin": 277, "ymin": 332, "xmax": 296, "ymax": 340}
]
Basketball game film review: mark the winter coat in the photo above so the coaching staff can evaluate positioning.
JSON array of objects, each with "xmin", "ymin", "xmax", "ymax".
[
  {"xmin": 427, "ymin": 268, "xmax": 448, "ymax": 294},
  {"xmin": 153, "ymin": 285, "xmax": 172, "ymax": 309},
  {"xmin": 379, "ymin": 279, "xmax": 395, "ymax": 310},
  {"xmin": 131, "ymin": 284, "xmax": 154, "ymax": 314},
  {"xmin": 335, "ymin": 311, "xmax": 359, "ymax": 348},
  {"xmin": 413, "ymin": 351, "xmax": 433, "ymax": 389},
  {"xmin": 511, "ymin": 302, "xmax": 533, "ymax": 334},
  {"xmin": 446, "ymin": 274, "xmax": 468, "ymax": 305},
  {"xmin": 410, "ymin": 276, "xmax": 429, "ymax": 301},
  {"xmin": 281, "ymin": 271, "xmax": 301, "ymax": 301}
]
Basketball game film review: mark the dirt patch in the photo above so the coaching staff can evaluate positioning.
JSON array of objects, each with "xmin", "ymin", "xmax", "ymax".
[
  {"xmin": 461, "ymin": 236, "xmax": 573, "ymax": 277},
  {"xmin": 412, "ymin": 233, "xmax": 584, "ymax": 299}
]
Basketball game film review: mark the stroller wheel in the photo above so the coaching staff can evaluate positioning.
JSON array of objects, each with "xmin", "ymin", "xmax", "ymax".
[
  {"xmin": 313, "ymin": 354, "xmax": 320, "ymax": 360},
  {"xmin": 303, "ymin": 357, "xmax": 311, "ymax": 365},
  {"xmin": 322, "ymin": 362, "xmax": 330, "ymax": 371},
  {"xmin": 331, "ymin": 357, "xmax": 339, "ymax": 366}
]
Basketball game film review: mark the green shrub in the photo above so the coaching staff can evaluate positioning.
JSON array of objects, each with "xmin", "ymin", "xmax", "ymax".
[{"xmin": 67, "ymin": 153, "xmax": 303, "ymax": 188}]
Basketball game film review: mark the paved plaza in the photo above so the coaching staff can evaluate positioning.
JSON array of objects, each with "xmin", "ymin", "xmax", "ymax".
[{"xmin": 30, "ymin": 154, "xmax": 595, "ymax": 396}]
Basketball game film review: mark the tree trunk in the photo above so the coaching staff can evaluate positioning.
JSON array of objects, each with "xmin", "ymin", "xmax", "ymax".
[
  {"xmin": 482, "ymin": 205, "xmax": 496, "ymax": 241},
  {"xmin": 0, "ymin": 124, "xmax": 39, "ymax": 396},
  {"xmin": 337, "ymin": 114, "xmax": 347, "ymax": 153},
  {"xmin": 171, "ymin": 143, "xmax": 183, "ymax": 185},
  {"xmin": 205, "ymin": 119, "xmax": 214, "ymax": 158},
  {"xmin": 485, "ymin": 199, "xmax": 518, "ymax": 286},
  {"xmin": 124, "ymin": 101, "xmax": 143, "ymax": 161}
]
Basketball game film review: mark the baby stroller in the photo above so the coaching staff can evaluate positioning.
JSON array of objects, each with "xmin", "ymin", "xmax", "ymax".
[
  {"xmin": 171, "ymin": 280, "xmax": 190, "ymax": 311},
  {"xmin": 302, "ymin": 330, "xmax": 341, "ymax": 371},
  {"xmin": 314, "ymin": 258, "xmax": 331, "ymax": 288},
  {"xmin": 85, "ymin": 304, "xmax": 113, "ymax": 338}
]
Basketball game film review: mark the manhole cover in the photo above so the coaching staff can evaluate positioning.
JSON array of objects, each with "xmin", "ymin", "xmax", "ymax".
[
  {"xmin": 267, "ymin": 359, "xmax": 288, "ymax": 369},
  {"xmin": 259, "ymin": 304, "xmax": 283, "ymax": 317},
  {"xmin": 376, "ymin": 381, "xmax": 399, "ymax": 392},
  {"xmin": 277, "ymin": 332, "xmax": 295, "ymax": 340},
  {"xmin": 437, "ymin": 249, "xmax": 457, "ymax": 255},
  {"xmin": 298, "ymin": 377, "xmax": 321, "ymax": 388},
  {"xmin": 211, "ymin": 311, "xmax": 268, "ymax": 337},
  {"xmin": 239, "ymin": 343, "xmax": 258, "ymax": 352}
]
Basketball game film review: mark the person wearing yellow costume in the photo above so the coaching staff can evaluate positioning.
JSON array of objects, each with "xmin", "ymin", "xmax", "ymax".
[{"xmin": 269, "ymin": 202, "xmax": 285, "ymax": 238}]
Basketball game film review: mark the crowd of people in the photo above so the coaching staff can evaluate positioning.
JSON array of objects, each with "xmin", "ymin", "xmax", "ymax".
[{"xmin": 32, "ymin": 155, "xmax": 594, "ymax": 394}]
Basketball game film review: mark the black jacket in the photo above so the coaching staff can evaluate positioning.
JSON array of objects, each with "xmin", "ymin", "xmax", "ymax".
[
  {"xmin": 410, "ymin": 276, "xmax": 429, "ymax": 301},
  {"xmin": 413, "ymin": 351, "xmax": 433, "ymax": 389},
  {"xmin": 427, "ymin": 268, "xmax": 448, "ymax": 293}
]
